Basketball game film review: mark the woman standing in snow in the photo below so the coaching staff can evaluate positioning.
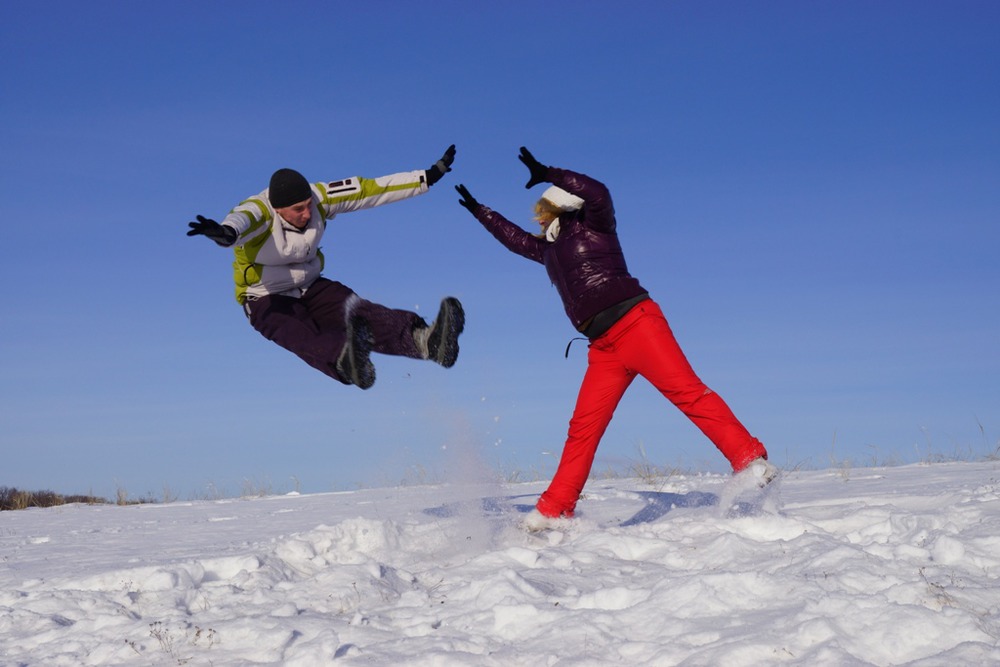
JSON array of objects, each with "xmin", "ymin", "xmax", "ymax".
[
  {"xmin": 455, "ymin": 147, "xmax": 775, "ymax": 527},
  {"xmin": 187, "ymin": 146, "xmax": 464, "ymax": 390}
]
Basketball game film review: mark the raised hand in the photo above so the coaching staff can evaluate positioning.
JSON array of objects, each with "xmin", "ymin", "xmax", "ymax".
[
  {"xmin": 455, "ymin": 184, "xmax": 480, "ymax": 214},
  {"xmin": 186, "ymin": 215, "xmax": 237, "ymax": 247},
  {"xmin": 426, "ymin": 144, "xmax": 457, "ymax": 186},
  {"xmin": 518, "ymin": 146, "xmax": 548, "ymax": 189}
]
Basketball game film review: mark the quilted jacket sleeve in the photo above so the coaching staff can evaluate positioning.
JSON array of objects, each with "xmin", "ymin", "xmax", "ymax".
[
  {"xmin": 547, "ymin": 167, "xmax": 616, "ymax": 233},
  {"xmin": 472, "ymin": 205, "xmax": 546, "ymax": 264}
]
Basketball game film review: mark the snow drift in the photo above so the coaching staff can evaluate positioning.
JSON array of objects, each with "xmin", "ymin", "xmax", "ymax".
[{"xmin": 2, "ymin": 462, "xmax": 999, "ymax": 665}]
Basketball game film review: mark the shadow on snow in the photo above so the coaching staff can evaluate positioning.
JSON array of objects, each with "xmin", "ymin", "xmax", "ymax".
[
  {"xmin": 618, "ymin": 490, "xmax": 719, "ymax": 526},
  {"xmin": 422, "ymin": 490, "xmax": 742, "ymax": 527}
]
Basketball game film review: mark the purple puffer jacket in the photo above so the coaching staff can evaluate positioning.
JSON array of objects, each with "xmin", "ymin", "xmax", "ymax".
[{"xmin": 472, "ymin": 166, "xmax": 647, "ymax": 334}]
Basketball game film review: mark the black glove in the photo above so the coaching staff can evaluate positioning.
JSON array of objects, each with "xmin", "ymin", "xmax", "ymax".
[
  {"xmin": 518, "ymin": 146, "xmax": 548, "ymax": 189},
  {"xmin": 455, "ymin": 184, "xmax": 479, "ymax": 214},
  {"xmin": 187, "ymin": 215, "xmax": 237, "ymax": 247},
  {"xmin": 426, "ymin": 144, "xmax": 456, "ymax": 186}
]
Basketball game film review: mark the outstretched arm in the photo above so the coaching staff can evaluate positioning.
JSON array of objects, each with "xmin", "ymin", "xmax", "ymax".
[
  {"xmin": 455, "ymin": 184, "xmax": 545, "ymax": 264},
  {"xmin": 315, "ymin": 144, "xmax": 457, "ymax": 218}
]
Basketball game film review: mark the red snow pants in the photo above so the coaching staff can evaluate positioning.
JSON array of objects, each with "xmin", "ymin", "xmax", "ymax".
[{"xmin": 536, "ymin": 299, "xmax": 766, "ymax": 518}]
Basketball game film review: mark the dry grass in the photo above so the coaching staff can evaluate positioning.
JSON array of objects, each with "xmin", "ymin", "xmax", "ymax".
[{"xmin": 0, "ymin": 486, "xmax": 107, "ymax": 511}]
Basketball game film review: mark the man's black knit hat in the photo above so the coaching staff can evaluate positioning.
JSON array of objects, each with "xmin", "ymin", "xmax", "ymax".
[{"xmin": 268, "ymin": 168, "xmax": 312, "ymax": 208}]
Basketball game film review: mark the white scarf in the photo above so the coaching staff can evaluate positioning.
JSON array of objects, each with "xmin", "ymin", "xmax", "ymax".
[{"xmin": 545, "ymin": 218, "xmax": 561, "ymax": 242}]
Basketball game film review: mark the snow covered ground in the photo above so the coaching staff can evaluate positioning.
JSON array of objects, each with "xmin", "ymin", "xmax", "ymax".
[{"xmin": 2, "ymin": 461, "xmax": 999, "ymax": 666}]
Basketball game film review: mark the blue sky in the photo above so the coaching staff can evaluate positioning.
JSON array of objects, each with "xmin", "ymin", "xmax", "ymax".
[{"xmin": 2, "ymin": 1, "xmax": 998, "ymax": 499}]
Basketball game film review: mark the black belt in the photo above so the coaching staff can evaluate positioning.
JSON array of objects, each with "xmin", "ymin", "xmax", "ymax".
[{"xmin": 578, "ymin": 293, "xmax": 649, "ymax": 340}]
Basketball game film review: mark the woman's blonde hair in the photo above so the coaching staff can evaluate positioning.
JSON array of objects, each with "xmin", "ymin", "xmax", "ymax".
[{"xmin": 533, "ymin": 198, "xmax": 560, "ymax": 225}]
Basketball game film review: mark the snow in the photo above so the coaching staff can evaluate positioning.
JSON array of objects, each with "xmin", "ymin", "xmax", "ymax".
[{"xmin": 3, "ymin": 461, "xmax": 1000, "ymax": 665}]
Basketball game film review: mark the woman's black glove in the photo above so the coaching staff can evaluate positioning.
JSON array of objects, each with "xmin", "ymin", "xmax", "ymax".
[
  {"xmin": 426, "ymin": 144, "xmax": 456, "ymax": 186},
  {"xmin": 187, "ymin": 215, "xmax": 238, "ymax": 247},
  {"xmin": 455, "ymin": 184, "xmax": 479, "ymax": 214},
  {"xmin": 518, "ymin": 146, "xmax": 549, "ymax": 189}
]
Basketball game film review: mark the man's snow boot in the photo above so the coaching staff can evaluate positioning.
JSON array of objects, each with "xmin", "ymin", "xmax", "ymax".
[
  {"xmin": 337, "ymin": 316, "xmax": 375, "ymax": 389},
  {"xmin": 414, "ymin": 297, "xmax": 465, "ymax": 368}
]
